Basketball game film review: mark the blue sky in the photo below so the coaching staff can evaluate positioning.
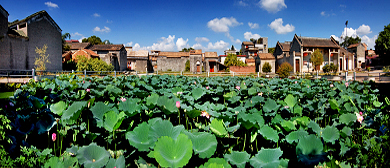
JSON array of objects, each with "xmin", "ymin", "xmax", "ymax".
[{"xmin": 2, "ymin": 0, "xmax": 389, "ymax": 54}]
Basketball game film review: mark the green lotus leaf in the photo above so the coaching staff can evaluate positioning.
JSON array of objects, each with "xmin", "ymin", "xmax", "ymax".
[
  {"xmin": 192, "ymin": 87, "xmax": 205, "ymax": 100},
  {"xmin": 339, "ymin": 113, "xmax": 357, "ymax": 125},
  {"xmin": 153, "ymin": 134, "xmax": 193, "ymax": 168},
  {"xmin": 223, "ymin": 91, "xmax": 237, "ymax": 100},
  {"xmin": 200, "ymin": 158, "xmax": 231, "ymax": 168},
  {"xmin": 248, "ymin": 87, "xmax": 257, "ymax": 96},
  {"xmin": 284, "ymin": 94, "xmax": 297, "ymax": 109},
  {"xmin": 308, "ymin": 121, "xmax": 321, "ymax": 135},
  {"xmin": 104, "ymin": 111, "xmax": 126, "ymax": 132},
  {"xmin": 329, "ymin": 99, "xmax": 339, "ymax": 111},
  {"xmin": 281, "ymin": 120, "xmax": 296, "ymax": 132},
  {"xmin": 339, "ymin": 141, "xmax": 350, "ymax": 156},
  {"xmin": 186, "ymin": 109, "xmax": 202, "ymax": 118},
  {"xmin": 106, "ymin": 155, "xmax": 125, "ymax": 168},
  {"xmin": 76, "ymin": 143, "xmax": 110, "ymax": 168},
  {"xmin": 172, "ymin": 87, "xmax": 183, "ymax": 96},
  {"xmin": 118, "ymin": 99, "xmax": 141, "ymax": 117},
  {"xmin": 285, "ymin": 129, "xmax": 309, "ymax": 144},
  {"xmin": 296, "ymin": 134, "xmax": 323, "ymax": 156},
  {"xmin": 251, "ymin": 96, "xmax": 265, "ymax": 105},
  {"xmin": 157, "ymin": 96, "xmax": 178, "ymax": 114},
  {"xmin": 259, "ymin": 125, "xmax": 279, "ymax": 143},
  {"xmin": 294, "ymin": 105, "xmax": 303, "ymax": 116},
  {"xmin": 294, "ymin": 116, "xmax": 310, "ymax": 127},
  {"xmin": 61, "ymin": 101, "xmax": 87, "ymax": 124},
  {"xmin": 44, "ymin": 157, "xmax": 64, "ymax": 168},
  {"xmin": 126, "ymin": 122, "xmax": 155, "ymax": 152},
  {"xmin": 183, "ymin": 131, "xmax": 217, "ymax": 158},
  {"xmin": 90, "ymin": 102, "xmax": 111, "ymax": 120},
  {"xmin": 249, "ymin": 148, "xmax": 284, "ymax": 168},
  {"xmin": 149, "ymin": 118, "xmax": 185, "ymax": 141},
  {"xmin": 240, "ymin": 81, "xmax": 247, "ymax": 90},
  {"xmin": 210, "ymin": 118, "xmax": 228, "ymax": 137},
  {"xmin": 263, "ymin": 98, "xmax": 279, "ymax": 113},
  {"xmin": 341, "ymin": 126, "xmax": 352, "ymax": 138},
  {"xmin": 146, "ymin": 93, "xmax": 159, "ymax": 108},
  {"xmin": 321, "ymin": 125, "xmax": 339, "ymax": 144},
  {"xmin": 224, "ymin": 151, "xmax": 250, "ymax": 168},
  {"xmin": 106, "ymin": 85, "xmax": 122, "ymax": 95},
  {"xmin": 373, "ymin": 100, "xmax": 382, "ymax": 108},
  {"xmin": 229, "ymin": 96, "xmax": 241, "ymax": 104},
  {"xmin": 50, "ymin": 101, "xmax": 67, "ymax": 116}
]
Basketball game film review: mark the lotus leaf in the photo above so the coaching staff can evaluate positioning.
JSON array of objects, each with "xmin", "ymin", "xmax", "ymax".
[
  {"xmin": 296, "ymin": 134, "xmax": 323, "ymax": 156},
  {"xmin": 118, "ymin": 99, "xmax": 141, "ymax": 117},
  {"xmin": 76, "ymin": 143, "xmax": 110, "ymax": 168},
  {"xmin": 192, "ymin": 87, "xmax": 205, "ymax": 100},
  {"xmin": 281, "ymin": 120, "xmax": 296, "ymax": 132},
  {"xmin": 294, "ymin": 105, "xmax": 303, "ymax": 116},
  {"xmin": 106, "ymin": 155, "xmax": 125, "ymax": 168},
  {"xmin": 104, "ymin": 111, "xmax": 126, "ymax": 132},
  {"xmin": 285, "ymin": 129, "xmax": 309, "ymax": 144},
  {"xmin": 339, "ymin": 113, "xmax": 357, "ymax": 125},
  {"xmin": 153, "ymin": 134, "xmax": 193, "ymax": 168},
  {"xmin": 157, "ymin": 96, "xmax": 178, "ymax": 114},
  {"xmin": 259, "ymin": 125, "xmax": 279, "ymax": 143},
  {"xmin": 263, "ymin": 98, "xmax": 279, "ymax": 113},
  {"xmin": 284, "ymin": 94, "xmax": 297, "ymax": 109},
  {"xmin": 341, "ymin": 126, "xmax": 352, "ymax": 138},
  {"xmin": 321, "ymin": 125, "xmax": 340, "ymax": 144},
  {"xmin": 249, "ymin": 148, "xmax": 284, "ymax": 168},
  {"xmin": 339, "ymin": 141, "xmax": 350, "ymax": 156},
  {"xmin": 308, "ymin": 121, "xmax": 321, "ymax": 135},
  {"xmin": 90, "ymin": 101, "xmax": 111, "ymax": 121},
  {"xmin": 329, "ymin": 99, "xmax": 339, "ymax": 111},
  {"xmin": 50, "ymin": 101, "xmax": 67, "ymax": 116},
  {"xmin": 146, "ymin": 93, "xmax": 159, "ymax": 108},
  {"xmin": 210, "ymin": 118, "xmax": 228, "ymax": 137},
  {"xmin": 36, "ymin": 114, "xmax": 56, "ymax": 134},
  {"xmin": 126, "ymin": 122, "xmax": 155, "ymax": 151},
  {"xmin": 149, "ymin": 118, "xmax": 185, "ymax": 141},
  {"xmin": 248, "ymin": 87, "xmax": 257, "ymax": 95},
  {"xmin": 224, "ymin": 151, "xmax": 250, "ymax": 168},
  {"xmin": 200, "ymin": 158, "xmax": 231, "ymax": 168},
  {"xmin": 61, "ymin": 101, "xmax": 87, "ymax": 124},
  {"xmin": 183, "ymin": 131, "xmax": 217, "ymax": 158}
]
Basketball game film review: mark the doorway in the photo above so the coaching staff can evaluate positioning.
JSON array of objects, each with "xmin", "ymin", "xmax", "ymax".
[{"xmin": 295, "ymin": 59, "xmax": 300, "ymax": 72}]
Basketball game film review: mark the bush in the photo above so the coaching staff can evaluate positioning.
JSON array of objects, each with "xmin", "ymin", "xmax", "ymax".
[
  {"xmin": 185, "ymin": 60, "xmax": 190, "ymax": 72},
  {"xmin": 62, "ymin": 60, "xmax": 77, "ymax": 71},
  {"xmin": 277, "ymin": 62, "xmax": 293, "ymax": 78},
  {"xmin": 322, "ymin": 64, "xmax": 330, "ymax": 73},
  {"xmin": 330, "ymin": 63, "xmax": 338, "ymax": 72},
  {"xmin": 262, "ymin": 62, "xmax": 272, "ymax": 73},
  {"xmin": 76, "ymin": 55, "xmax": 113, "ymax": 72}
]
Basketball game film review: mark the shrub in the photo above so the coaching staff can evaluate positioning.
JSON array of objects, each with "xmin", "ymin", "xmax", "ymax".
[
  {"xmin": 76, "ymin": 55, "xmax": 113, "ymax": 72},
  {"xmin": 224, "ymin": 54, "xmax": 246, "ymax": 67},
  {"xmin": 277, "ymin": 62, "xmax": 293, "ymax": 78},
  {"xmin": 262, "ymin": 62, "xmax": 272, "ymax": 73},
  {"xmin": 330, "ymin": 63, "xmax": 338, "ymax": 72},
  {"xmin": 63, "ymin": 60, "xmax": 77, "ymax": 71},
  {"xmin": 322, "ymin": 64, "xmax": 330, "ymax": 73},
  {"xmin": 185, "ymin": 60, "xmax": 190, "ymax": 72}
]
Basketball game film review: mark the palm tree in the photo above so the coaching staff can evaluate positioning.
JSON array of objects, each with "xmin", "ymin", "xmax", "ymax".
[{"xmin": 62, "ymin": 33, "xmax": 71, "ymax": 52}]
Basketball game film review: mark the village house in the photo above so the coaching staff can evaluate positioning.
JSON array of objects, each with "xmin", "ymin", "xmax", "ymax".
[
  {"xmin": 88, "ymin": 44, "xmax": 127, "ymax": 71},
  {"xmin": 347, "ymin": 43, "xmax": 367, "ymax": 69},
  {"xmin": 71, "ymin": 49, "xmax": 99, "ymax": 62},
  {"xmin": 241, "ymin": 37, "xmax": 268, "ymax": 59},
  {"xmin": 157, "ymin": 51, "xmax": 190, "ymax": 72},
  {"xmin": 203, "ymin": 52, "xmax": 219, "ymax": 72},
  {"xmin": 126, "ymin": 49, "xmax": 152, "ymax": 72},
  {"xmin": 218, "ymin": 54, "xmax": 247, "ymax": 65},
  {"xmin": 258, "ymin": 53, "xmax": 276, "ymax": 73},
  {"xmin": 279, "ymin": 34, "xmax": 355, "ymax": 73},
  {"xmin": 274, "ymin": 41, "xmax": 291, "ymax": 70},
  {"xmin": 0, "ymin": 5, "xmax": 62, "ymax": 70}
]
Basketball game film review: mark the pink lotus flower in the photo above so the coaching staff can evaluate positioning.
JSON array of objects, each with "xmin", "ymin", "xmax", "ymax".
[
  {"xmin": 295, "ymin": 81, "xmax": 297, "ymax": 84},
  {"xmin": 345, "ymin": 82, "xmax": 349, "ymax": 87},
  {"xmin": 243, "ymin": 82, "xmax": 246, "ymax": 85},
  {"xmin": 86, "ymin": 88, "xmax": 90, "ymax": 92},
  {"xmin": 83, "ymin": 80, "xmax": 85, "ymax": 83},
  {"xmin": 206, "ymin": 86, "xmax": 209, "ymax": 90},
  {"xmin": 120, "ymin": 97, "xmax": 126, "ymax": 102},
  {"xmin": 284, "ymin": 106, "xmax": 289, "ymax": 109},
  {"xmin": 359, "ymin": 112, "xmax": 363, "ymax": 115},
  {"xmin": 258, "ymin": 92, "xmax": 263, "ymax": 96},
  {"xmin": 52, "ymin": 133, "xmax": 56, "ymax": 141},
  {"xmin": 201, "ymin": 110, "xmax": 210, "ymax": 119},
  {"xmin": 236, "ymin": 86, "xmax": 240, "ymax": 90},
  {"xmin": 330, "ymin": 84, "xmax": 334, "ymax": 88},
  {"xmin": 194, "ymin": 81, "xmax": 196, "ymax": 84},
  {"xmin": 176, "ymin": 101, "xmax": 180, "ymax": 108},
  {"xmin": 177, "ymin": 92, "xmax": 183, "ymax": 95},
  {"xmin": 261, "ymin": 83, "xmax": 264, "ymax": 86},
  {"xmin": 356, "ymin": 112, "xmax": 364, "ymax": 124}
]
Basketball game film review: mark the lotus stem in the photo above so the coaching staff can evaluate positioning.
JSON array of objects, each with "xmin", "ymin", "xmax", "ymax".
[
  {"xmin": 242, "ymin": 132, "xmax": 246, "ymax": 152},
  {"xmin": 185, "ymin": 114, "xmax": 188, "ymax": 130},
  {"xmin": 54, "ymin": 142, "xmax": 56, "ymax": 156},
  {"xmin": 178, "ymin": 109, "xmax": 180, "ymax": 125}
]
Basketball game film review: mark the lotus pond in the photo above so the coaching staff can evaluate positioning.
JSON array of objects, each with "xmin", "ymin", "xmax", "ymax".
[{"xmin": 0, "ymin": 74, "xmax": 389, "ymax": 168}]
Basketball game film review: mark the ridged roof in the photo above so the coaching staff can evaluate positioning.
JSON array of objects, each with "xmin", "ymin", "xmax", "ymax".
[
  {"xmin": 89, "ymin": 44, "xmax": 124, "ymax": 51},
  {"xmin": 8, "ymin": 10, "xmax": 61, "ymax": 32},
  {"xmin": 204, "ymin": 52, "xmax": 218, "ymax": 58},
  {"xmin": 159, "ymin": 51, "xmax": 190, "ymax": 57},
  {"xmin": 259, "ymin": 53, "xmax": 275, "ymax": 60},
  {"xmin": 297, "ymin": 36, "xmax": 339, "ymax": 48},
  {"xmin": 68, "ymin": 42, "xmax": 91, "ymax": 50}
]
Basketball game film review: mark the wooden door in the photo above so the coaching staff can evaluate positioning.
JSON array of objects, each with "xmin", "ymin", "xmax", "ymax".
[
  {"xmin": 197, "ymin": 65, "xmax": 200, "ymax": 72},
  {"xmin": 210, "ymin": 63, "xmax": 215, "ymax": 72},
  {"xmin": 295, "ymin": 59, "xmax": 300, "ymax": 72},
  {"xmin": 339, "ymin": 59, "xmax": 342, "ymax": 71}
]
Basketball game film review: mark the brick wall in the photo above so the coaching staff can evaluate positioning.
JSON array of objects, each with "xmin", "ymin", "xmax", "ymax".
[{"xmin": 230, "ymin": 66, "xmax": 255, "ymax": 73}]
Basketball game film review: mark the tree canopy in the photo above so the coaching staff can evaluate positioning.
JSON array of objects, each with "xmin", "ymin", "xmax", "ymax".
[
  {"xmin": 340, "ymin": 36, "xmax": 361, "ymax": 48},
  {"xmin": 311, "ymin": 49, "xmax": 324, "ymax": 71},
  {"xmin": 224, "ymin": 54, "xmax": 246, "ymax": 67},
  {"xmin": 62, "ymin": 33, "xmax": 71, "ymax": 52},
  {"xmin": 82, "ymin": 35, "xmax": 104, "ymax": 45},
  {"xmin": 268, "ymin": 47, "xmax": 275, "ymax": 54},
  {"xmin": 375, "ymin": 24, "xmax": 390, "ymax": 61},
  {"xmin": 180, "ymin": 48, "xmax": 194, "ymax": 52}
]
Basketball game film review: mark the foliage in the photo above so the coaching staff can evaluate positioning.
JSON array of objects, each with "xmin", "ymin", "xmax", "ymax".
[
  {"xmin": 82, "ymin": 35, "xmax": 103, "ymax": 45},
  {"xmin": 185, "ymin": 60, "xmax": 190, "ymax": 72},
  {"xmin": 224, "ymin": 54, "xmax": 246, "ymax": 67},
  {"xmin": 61, "ymin": 33, "xmax": 71, "ymax": 52},
  {"xmin": 34, "ymin": 44, "xmax": 51, "ymax": 71},
  {"xmin": 341, "ymin": 36, "xmax": 362, "ymax": 48},
  {"xmin": 322, "ymin": 63, "xmax": 338, "ymax": 74},
  {"xmin": 268, "ymin": 47, "xmax": 275, "ymax": 54},
  {"xmin": 311, "ymin": 49, "xmax": 324, "ymax": 71},
  {"xmin": 180, "ymin": 47, "xmax": 194, "ymax": 52},
  {"xmin": 76, "ymin": 55, "xmax": 114, "ymax": 71},
  {"xmin": 262, "ymin": 62, "xmax": 272, "ymax": 73},
  {"xmin": 62, "ymin": 60, "xmax": 77, "ymax": 71},
  {"xmin": 0, "ymin": 74, "xmax": 389, "ymax": 167},
  {"xmin": 277, "ymin": 62, "xmax": 293, "ymax": 78},
  {"xmin": 375, "ymin": 24, "xmax": 390, "ymax": 60}
]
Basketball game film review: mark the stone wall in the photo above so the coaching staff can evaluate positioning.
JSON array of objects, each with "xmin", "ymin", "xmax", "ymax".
[
  {"xmin": 259, "ymin": 60, "xmax": 276, "ymax": 73},
  {"xmin": 0, "ymin": 12, "xmax": 7, "ymax": 36},
  {"xmin": 190, "ymin": 55, "xmax": 202, "ymax": 73},
  {"xmin": 157, "ymin": 57, "xmax": 188, "ymax": 72},
  {"xmin": 0, "ymin": 36, "xmax": 29, "ymax": 70},
  {"xmin": 119, "ymin": 48, "xmax": 127, "ymax": 71}
]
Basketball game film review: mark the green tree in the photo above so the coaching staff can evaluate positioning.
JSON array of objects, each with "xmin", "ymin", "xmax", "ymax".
[
  {"xmin": 34, "ymin": 44, "xmax": 51, "ymax": 71},
  {"xmin": 375, "ymin": 24, "xmax": 390, "ymax": 62},
  {"xmin": 62, "ymin": 33, "xmax": 71, "ymax": 52},
  {"xmin": 180, "ymin": 48, "xmax": 194, "ymax": 52},
  {"xmin": 262, "ymin": 62, "xmax": 272, "ymax": 73},
  {"xmin": 224, "ymin": 54, "xmax": 246, "ymax": 67},
  {"xmin": 268, "ymin": 47, "xmax": 275, "ymax": 54},
  {"xmin": 76, "ymin": 55, "xmax": 113, "ymax": 71},
  {"xmin": 185, "ymin": 60, "xmax": 190, "ymax": 72},
  {"xmin": 311, "ymin": 49, "xmax": 324, "ymax": 71},
  {"xmin": 340, "ymin": 36, "xmax": 361, "ymax": 48},
  {"xmin": 276, "ymin": 62, "xmax": 293, "ymax": 78},
  {"xmin": 82, "ymin": 35, "xmax": 103, "ymax": 45}
]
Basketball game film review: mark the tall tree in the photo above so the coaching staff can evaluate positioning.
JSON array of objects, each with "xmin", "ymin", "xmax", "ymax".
[
  {"xmin": 311, "ymin": 49, "xmax": 324, "ymax": 71},
  {"xmin": 375, "ymin": 24, "xmax": 390, "ymax": 62},
  {"xmin": 82, "ymin": 35, "xmax": 103, "ymax": 45},
  {"xmin": 62, "ymin": 33, "xmax": 71, "ymax": 52},
  {"xmin": 340, "ymin": 36, "xmax": 361, "ymax": 48},
  {"xmin": 224, "ymin": 54, "xmax": 246, "ymax": 67},
  {"xmin": 180, "ymin": 47, "xmax": 194, "ymax": 52}
]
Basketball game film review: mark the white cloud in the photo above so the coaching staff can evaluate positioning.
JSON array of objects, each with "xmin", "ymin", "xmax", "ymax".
[
  {"xmin": 176, "ymin": 38, "xmax": 190, "ymax": 51},
  {"xmin": 78, "ymin": 37, "xmax": 87, "ymax": 43},
  {"xmin": 331, "ymin": 35, "xmax": 341, "ymax": 42},
  {"xmin": 258, "ymin": 0, "xmax": 287, "ymax": 13},
  {"xmin": 207, "ymin": 40, "xmax": 230, "ymax": 50},
  {"xmin": 244, "ymin": 32, "xmax": 261, "ymax": 40},
  {"xmin": 356, "ymin": 24, "xmax": 372, "ymax": 35},
  {"xmin": 321, "ymin": 11, "xmax": 326, "ymax": 16},
  {"xmin": 207, "ymin": 17, "xmax": 242, "ymax": 33},
  {"xmin": 44, "ymin": 2, "xmax": 59, "ymax": 8},
  {"xmin": 126, "ymin": 42, "xmax": 133, "ymax": 46},
  {"xmin": 361, "ymin": 35, "xmax": 377, "ymax": 50},
  {"xmin": 71, "ymin": 32, "xmax": 83, "ymax": 37},
  {"xmin": 341, "ymin": 27, "xmax": 358, "ymax": 38},
  {"xmin": 192, "ymin": 43, "xmax": 204, "ymax": 50},
  {"xmin": 106, "ymin": 20, "xmax": 113, "ymax": 23},
  {"xmin": 268, "ymin": 18, "xmax": 295, "ymax": 34},
  {"xmin": 235, "ymin": 39, "xmax": 242, "ymax": 44},
  {"xmin": 146, "ymin": 35, "xmax": 176, "ymax": 51},
  {"xmin": 237, "ymin": 0, "xmax": 248, "ymax": 6},
  {"xmin": 248, "ymin": 22, "xmax": 259, "ymax": 29},
  {"xmin": 226, "ymin": 33, "xmax": 242, "ymax": 44},
  {"xmin": 93, "ymin": 26, "xmax": 111, "ymax": 33},
  {"xmin": 195, "ymin": 37, "xmax": 210, "ymax": 43},
  {"xmin": 93, "ymin": 13, "xmax": 100, "ymax": 17}
]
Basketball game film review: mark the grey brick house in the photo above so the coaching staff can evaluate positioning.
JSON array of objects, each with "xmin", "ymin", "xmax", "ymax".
[
  {"xmin": 88, "ymin": 44, "xmax": 127, "ymax": 71},
  {"xmin": 0, "ymin": 5, "xmax": 62, "ymax": 70}
]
